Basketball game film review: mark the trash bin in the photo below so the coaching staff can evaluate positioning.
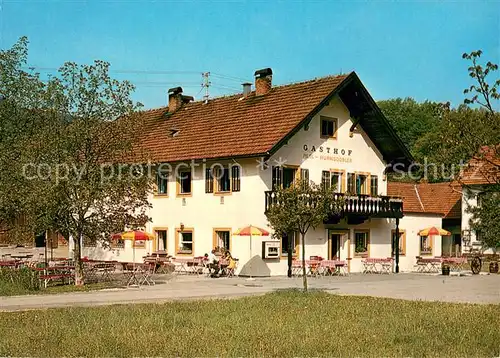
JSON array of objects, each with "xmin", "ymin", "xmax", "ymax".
[{"xmin": 442, "ymin": 265, "xmax": 450, "ymax": 276}]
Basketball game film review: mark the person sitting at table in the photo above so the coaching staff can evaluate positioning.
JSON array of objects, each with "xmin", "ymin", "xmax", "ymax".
[
  {"xmin": 207, "ymin": 249, "xmax": 219, "ymax": 277},
  {"xmin": 225, "ymin": 251, "xmax": 237, "ymax": 273}
]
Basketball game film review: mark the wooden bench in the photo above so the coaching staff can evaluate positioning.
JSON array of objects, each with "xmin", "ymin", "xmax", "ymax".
[{"xmin": 39, "ymin": 273, "xmax": 74, "ymax": 288}]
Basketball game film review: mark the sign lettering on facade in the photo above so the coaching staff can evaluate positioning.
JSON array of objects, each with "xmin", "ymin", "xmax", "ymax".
[{"xmin": 302, "ymin": 144, "xmax": 353, "ymax": 163}]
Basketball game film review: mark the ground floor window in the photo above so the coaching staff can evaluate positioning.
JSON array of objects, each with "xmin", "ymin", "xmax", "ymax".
[
  {"xmin": 354, "ymin": 231, "xmax": 369, "ymax": 257},
  {"xmin": 155, "ymin": 229, "xmax": 167, "ymax": 251},
  {"xmin": 176, "ymin": 229, "xmax": 194, "ymax": 254},
  {"xmin": 281, "ymin": 232, "xmax": 298, "ymax": 257},
  {"xmin": 420, "ymin": 236, "xmax": 432, "ymax": 255},
  {"xmin": 133, "ymin": 239, "xmax": 146, "ymax": 248},
  {"xmin": 391, "ymin": 230, "xmax": 406, "ymax": 256},
  {"xmin": 111, "ymin": 237, "xmax": 125, "ymax": 249},
  {"xmin": 213, "ymin": 229, "xmax": 231, "ymax": 253}
]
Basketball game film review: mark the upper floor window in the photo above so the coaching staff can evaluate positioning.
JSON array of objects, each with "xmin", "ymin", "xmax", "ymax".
[
  {"xmin": 320, "ymin": 116, "xmax": 338, "ymax": 139},
  {"xmin": 322, "ymin": 170, "xmax": 344, "ymax": 193},
  {"xmin": 156, "ymin": 168, "xmax": 169, "ymax": 195},
  {"xmin": 347, "ymin": 173, "xmax": 370, "ymax": 195},
  {"xmin": 272, "ymin": 166, "xmax": 298, "ymax": 190},
  {"xmin": 177, "ymin": 169, "xmax": 192, "ymax": 195},
  {"xmin": 205, "ymin": 165, "xmax": 241, "ymax": 193}
]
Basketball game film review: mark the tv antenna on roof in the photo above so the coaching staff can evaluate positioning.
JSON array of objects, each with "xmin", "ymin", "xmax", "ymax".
[{"xmin": 202, "ymin": 72, "xmax": 211, "ymax": 103}]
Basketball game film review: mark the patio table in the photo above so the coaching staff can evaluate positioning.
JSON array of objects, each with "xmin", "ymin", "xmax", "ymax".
[
  {"xmin": 122, "ymin": 263, "xmax": 142, "ymax": 287},
  {"xmin": 32, "ymin": 266, "xmax": 75, "ymax": 288},
  {"xmin": 320, "ymin": 260, "xmax": 348, "ymax": 276},
  {"xmin": 305, "ymin": 260, "xmax": 321, "ymax": 277},
  {"xmin": 415, "ymin": 257, "xmax": 442, "ymax": 273},
  {"xmin": 172, "ymin": 258, "xmax": 191, "ymax": 274},
  {"xmin": 442, "ymin": 257, "xmax": 467, "ymax": 272},
  {"xmin": 362, "ymin": 258, "xmax": 393, "ymax": 274}
]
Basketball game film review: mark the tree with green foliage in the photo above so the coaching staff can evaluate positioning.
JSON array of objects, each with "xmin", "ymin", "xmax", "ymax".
[
  {"xmin": 378, "ymin": 97, "xmax": 443, "ymax": 157},
  {"xmin": 460, "ymin": 50, "xmax": 500, "ymax": 252},
  {"xmin": 265, "ymin": 180, "xmax": 342, "ymax": 291},
  {"xmin": 0, "ymin": 37, "xmax": 153, "ymax": 284}
]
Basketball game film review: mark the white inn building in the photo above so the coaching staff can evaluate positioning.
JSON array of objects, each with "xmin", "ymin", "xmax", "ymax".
[{"xmin": 77, "ymin": 68, "xmax": 467, "ymax": 275}]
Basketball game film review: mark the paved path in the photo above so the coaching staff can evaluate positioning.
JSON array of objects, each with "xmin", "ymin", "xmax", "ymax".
[{"xmin": 1, "ymin": 273, "xmax": 499, "ymax": 312}]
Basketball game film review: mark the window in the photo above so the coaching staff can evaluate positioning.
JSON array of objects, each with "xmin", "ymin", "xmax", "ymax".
[
  {"xmin": 231, "ymin": 166, "xmax": 241, "ymax": 192},
  {"xmin": 155, "ymin": 229, "xmax": 167, "ymax": 251},
  {"xmin": 331, "ymin": 171, "xmax": 343, "ymax": 193},
  {"xmin": 133, "ymin": 239, "xmax": 146, "ymax": 248},
  {"xmin": 205, "ymin": 168, "xmax": 214, "ymax": 193},
  {"xmin": 347, "ymin": 173, "xmax": 356, "ymax": 194},
  {"xmin": 356, "ymin": 174, "xmax": 368, "ymax": 195},
  {"xmin": 391, "ymin": 230, "xmax": 406, "ymax": 256},
  {"xmin": 281, "ymin": 232, "xmax": 298, "ymax": 257},
  {"xmin": 177, "ymin": 170, "xmax": 192, "ymax": 195},
  {"xmin": 213, "ymin": 229, "xmax": 231, "ymax": 252},
  {"xmin": 272, "ymin": 166, "xmax": 297, "ymax": 189},
  {"xmin": 283, "ymin": 167, "xmax": 296, "ymax": 189},
  {"xmin": 176, "ymin": 229, "xmax": 193, "ymax": 254},
  {"xmin": 111, "ymin": 238, "xmax": 125, "ymax": 249},
  {"xmin": 370, "ymin": 175, "xmax": 378, "ymax": 196},
  {"xmin": 354, "ymin": 231, "xmax": 369, "ymax": 257},
  {"xmin": 320, "ymin": 116, "xmax": 338, "ymax": 138},
  {"xmin": 420, "ymin": 236, "xmax": 432, "ymax": 255},
  {"xmin": 322, "ymin": 170, "xmax": 344, "ymax": 193},
  {"xmin": 206, "ymin": 165, "xmax": 241, "ymax": 193},
  {"xmin": 156, "ymin": 168, "xmax": 169, "ymax": 195},
  {"xmin": 217, "ymin": 167, "xmax": 231, "ymax": 192}
]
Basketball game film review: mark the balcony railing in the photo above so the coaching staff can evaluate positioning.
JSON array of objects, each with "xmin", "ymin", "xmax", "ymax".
[{"xmin": 264, "ymin": 191, "xmax": 404, "ymax": 218}]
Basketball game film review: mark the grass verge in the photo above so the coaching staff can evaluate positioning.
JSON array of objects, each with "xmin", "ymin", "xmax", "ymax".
[{"xmin": 0, "ymin": 290, "xmax": 499, "ymax": 357}]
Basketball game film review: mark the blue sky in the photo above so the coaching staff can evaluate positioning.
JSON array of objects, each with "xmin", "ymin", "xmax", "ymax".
[{"xmin": 1, "ymin": 1, "xmax": 498, "ymax": 109}]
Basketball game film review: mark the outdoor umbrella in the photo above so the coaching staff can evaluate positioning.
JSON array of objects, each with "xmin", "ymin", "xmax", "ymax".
[
  {"xmin": 112, "ymin": 230, "xmax": 154, "ymax": 266},
  {"xmin": 418, "ymin": 227, "xmax": 450, "ymax": 256},
  {"xmin": 233, "ymin": 225, "xmax": 270, "ymax": 280},
  {"xmin": 418, "ymin": 227, "xmax": 451, "ymax": 236}
]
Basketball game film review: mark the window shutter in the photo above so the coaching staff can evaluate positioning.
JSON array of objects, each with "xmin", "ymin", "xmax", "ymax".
[
  {"xmin": 370, "ymin": 175, "xmax": 378, "ymax": 196},
  {"xmin": 272, "ymin": 166, "xmax": 282, "ymax": 190},
  {"xmin": 300, "ymin": 168, "xmax": 309, "ymax": 186},
  {"xmin": 205, "ymin": 168, "xmax": 213, "ymax": 193},
  {"xmin": 321, "ymin": 171, "xmax": 330, "ymax": 189},
  {"xmin": 231, "ymin": 165, "xmax": 241, "ymax": 192},
  {"xmin": 347, "ymin": 173, "xmax": 355, "ymax": 194}
]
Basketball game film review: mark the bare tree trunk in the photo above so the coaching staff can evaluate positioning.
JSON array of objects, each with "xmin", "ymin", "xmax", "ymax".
[
  {"xmin": 301, "ymin": 232, "xmax": 307, "ymax": 292},
  {"xmin": 73, "ymin": 233, "xmax": 84, "ymax": 286}
]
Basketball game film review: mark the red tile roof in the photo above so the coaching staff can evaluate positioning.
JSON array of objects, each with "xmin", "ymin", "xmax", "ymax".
[
  {"xmin": 133, "ymin": 74, "xmax": 350, "ymax": 163},
  {"xmin": 387, "ymin": 182, "xmax": 462, "ymax": 219},
  {"xmin": 459, "ymin": 145, "xmax": 500, "ymax": 185}
]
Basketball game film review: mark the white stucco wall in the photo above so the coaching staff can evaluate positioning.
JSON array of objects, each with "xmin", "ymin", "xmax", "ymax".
[{"xmin": 396, "ymin": 213, "xmax": 444, "ymax": 272}]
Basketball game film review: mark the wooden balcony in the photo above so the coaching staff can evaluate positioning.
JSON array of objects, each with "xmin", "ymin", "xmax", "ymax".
[{"xmin": 264, "ymin": 191, "xmax": 404, "ymax": 219}]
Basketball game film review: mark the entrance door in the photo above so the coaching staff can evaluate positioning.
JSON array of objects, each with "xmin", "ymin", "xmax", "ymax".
[{"xmin": 329, "ymin": 233, "xmax": 341, "ymax": 259}]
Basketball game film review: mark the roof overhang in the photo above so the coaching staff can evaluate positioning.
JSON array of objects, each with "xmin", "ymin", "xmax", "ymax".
[{"xmin": 268, "ymin": 72, "xmax": 414, "ymax": 170}]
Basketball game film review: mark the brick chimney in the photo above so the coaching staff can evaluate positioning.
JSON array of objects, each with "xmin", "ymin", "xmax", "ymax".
[
  {"xmin": 254, "ymin": 68, "xmax": 272, "ymax": 96},
  {"xmin": 168, "ymin": 87, "xmax": 183, "ymax": 112}
]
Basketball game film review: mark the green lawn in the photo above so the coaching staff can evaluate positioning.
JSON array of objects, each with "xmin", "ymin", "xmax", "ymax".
[{"xmin": 0, "ymin": 290, "xmax": 498, "ymax": 357}]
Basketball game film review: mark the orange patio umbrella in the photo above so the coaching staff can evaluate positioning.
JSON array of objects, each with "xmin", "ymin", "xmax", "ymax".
[
  {"xmin": 112, "ymin": 230, "xmax": 154, "ymax": 265},
  {"xmin": 418, "ymin": 227, "xmax": 451, "ymax": 236},
  {"xmin": 233, "ymin": 225, "xmax": 270, "ymax": 279}
]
